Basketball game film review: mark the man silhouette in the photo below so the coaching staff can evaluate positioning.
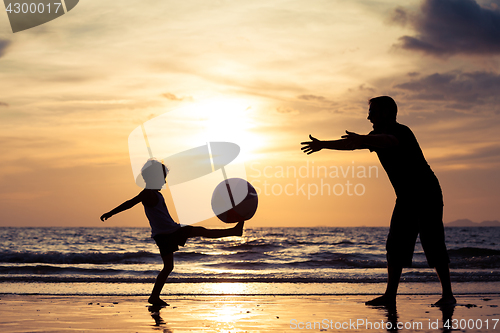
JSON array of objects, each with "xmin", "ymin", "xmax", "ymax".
[{"xmin": 301, "ymin": 96, "xmax": 455, "ymax": 306}]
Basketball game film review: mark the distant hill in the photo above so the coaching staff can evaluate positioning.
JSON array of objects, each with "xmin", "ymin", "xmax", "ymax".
[{"xmin": 446, "ymin": 219, "xmax": 500, "ymax": 227}]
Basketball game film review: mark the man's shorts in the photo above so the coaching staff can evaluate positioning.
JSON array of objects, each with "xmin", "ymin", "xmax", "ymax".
[
  {"xmin": 153, "ymin": 226, "xmax": 194, "ymax": 256},
  {"xmin": 386, "ymin": 198, "xmax": 450, "ymax": 268}
]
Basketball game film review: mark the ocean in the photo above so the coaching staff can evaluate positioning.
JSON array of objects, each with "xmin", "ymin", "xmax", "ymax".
[{"xmin": 1, "ymin": 227, "xmax": 499, "ymax": 296}]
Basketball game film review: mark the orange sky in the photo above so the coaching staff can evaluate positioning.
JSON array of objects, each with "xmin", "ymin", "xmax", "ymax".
[{"xmin": 0, "ymin": 0, "xmax": 499, "ymax": 227}]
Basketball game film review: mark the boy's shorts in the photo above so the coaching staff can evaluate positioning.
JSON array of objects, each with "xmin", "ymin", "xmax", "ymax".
[
  {"xmin": 153, "ymin": 226, "xmax": 194, "ymax": 256},
  {"xmin": 386, "ymin": 198, "xmax": 450, "ymax": 268}
]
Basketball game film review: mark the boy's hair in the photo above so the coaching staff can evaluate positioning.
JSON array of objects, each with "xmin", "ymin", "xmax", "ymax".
[
  {"xmin": 369, "ymin": 96, "xmax": 398, "ymax": 120},
  {"xmin": 141, "ymin": 159, "xmax": 169, "ymax": 186}
]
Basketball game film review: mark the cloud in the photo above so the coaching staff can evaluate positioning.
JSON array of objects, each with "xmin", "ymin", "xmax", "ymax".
[
  {"xmin": 394, "ymin": 71, "xmax": 500, "ymax": 112},
  {"xmin": 161, "ymin": 93, "xmax": 194, "ymax": 102},
  {"xmin": 347, "ymin": 84, "xmax": 375, "ymax": 93},
  {"xmin": 0, "ymin": 39, "xmax": 11, "ymax": 57},
  {"xmin": 276, "ymin": 106, "xmax": 300, "ymax": 114},
  {"xmin": 0, "ymin": 101, "xmax": 8, "ymax": 107},
  {"xmin": 437, "ymin": 144, "xmax": 500, "ymax": 164},
  {"xmin": 392, "ymin": 0, "xmax": 500, "ymax": 56},
  {"xmin": 389, "ymin": 7, "xmax": 410, "ymax": 26},
  {"xmin": 429, "ymin": 142, "xmax": 500, "ymax": 170},
  {"xmin": 297, "ymin": 94, "xmax": 326, "ymax": 102}
]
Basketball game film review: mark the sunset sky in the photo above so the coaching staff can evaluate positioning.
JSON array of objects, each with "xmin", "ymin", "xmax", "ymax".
[{"xmin": 1, "ymin": 0, "xmax": 499, "ymax": 227}]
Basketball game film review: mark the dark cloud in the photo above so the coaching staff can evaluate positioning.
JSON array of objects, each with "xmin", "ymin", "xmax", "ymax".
[
  {"xmin": 161, "ymin": 93, "xmax": 193, "ymax": 102},
  {"xmin": 0, "ymin": 101, "xmax": 8, "ymax": 107},
  {"xmin": 394, "ymin": 71, "xmax": 500, "ymax": 111},
  {"xmin": 0, "ymin": 39, "xmax": 11, "ymax": 57},
  {"xmin": 392, "ymin": 0, "xmax": 500, "ymax": 56},
  {"xmin": 389, "ymin": 7, "xmax": 409, "ymax": 26}
]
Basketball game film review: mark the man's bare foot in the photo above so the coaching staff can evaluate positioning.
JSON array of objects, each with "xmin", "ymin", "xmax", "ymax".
[
  {"xmin": 148, "ymin": 297, "xmax": 169, "ymax": 306},
  {"xmin": 232, "ymin": 221, "xmax": 245, "ymax": 236},
  {"xmin": 365, "ymin": 295, "xmax": 396, "ymax": 306},
  {"xmin": 433, "ymin": 295, "xmax": 456, "ymax": 306}
]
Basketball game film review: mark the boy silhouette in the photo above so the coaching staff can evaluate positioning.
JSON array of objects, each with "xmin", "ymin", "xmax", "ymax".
[
  {"xmin": 101, "ymin": 159, "xmax": 244, "ymax": 306},
  {"xmin": 301, "ymin": 96, "xmax": 455, "ymax": 306}
]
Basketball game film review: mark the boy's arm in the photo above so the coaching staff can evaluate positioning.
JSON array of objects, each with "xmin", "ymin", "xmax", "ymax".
[{"xmin": 100, "ymin": 191, "xmax": 144, "ymax": 221}]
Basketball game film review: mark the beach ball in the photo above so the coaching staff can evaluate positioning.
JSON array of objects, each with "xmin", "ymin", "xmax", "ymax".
[{"xmin": 211, "ymin": 178, "xmax": 258, "ymax": 223}]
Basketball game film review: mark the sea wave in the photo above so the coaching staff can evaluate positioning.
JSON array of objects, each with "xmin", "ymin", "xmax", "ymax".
[
  {"xmin": 0, "ymin": 250, "xmax": 158, "ymax": 264},
  {"xmin": 1, "ymin": 246, "xmax": 499, "ymax": 268},
  {"xmin": 1, "ymin": 227, "xmax": 499, "ymax": 286},
  {"xmin": 2, "ymin": 270, "xmax": 500, "ymax": 284},
  {"xmin": 448, "ymin": 247, "xmax": 500, "ymax": 257}
]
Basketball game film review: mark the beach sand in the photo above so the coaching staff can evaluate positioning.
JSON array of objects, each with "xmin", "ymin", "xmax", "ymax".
[{"xmin": 1, "ymin": 294, "xmax": 499, "ymax": 332}]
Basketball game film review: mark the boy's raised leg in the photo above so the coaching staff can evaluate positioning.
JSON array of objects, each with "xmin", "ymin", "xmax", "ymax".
[{"xmin": 188, "ymin": 221, "xmax": 245, "ymax": 238}]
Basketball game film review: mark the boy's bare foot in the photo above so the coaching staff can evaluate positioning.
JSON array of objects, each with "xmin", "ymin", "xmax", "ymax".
[
  {"xmin": 232, "ymin": 221, "xmax": 245, "ymax": 236},
  {"xmin": 433, "ymin": 295, "xmax": 456, "ymax": 307},
  {"xmin": 365, "ymin": 295, "xmax": 396, "ymax": 306},
  {"xmin": 148, "ymin": 297, "xmax": 169, "ymax": 306}
]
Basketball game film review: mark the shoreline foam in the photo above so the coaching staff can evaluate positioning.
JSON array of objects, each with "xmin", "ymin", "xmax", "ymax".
[{"xmin": 1, "ymin": 281, "xmax": 499, "ymax": 296}]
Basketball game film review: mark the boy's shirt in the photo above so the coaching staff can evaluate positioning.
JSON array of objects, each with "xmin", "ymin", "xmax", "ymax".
[{"xmin": 143, "ymin": 190, "xmax": 180, "ymax": 237}]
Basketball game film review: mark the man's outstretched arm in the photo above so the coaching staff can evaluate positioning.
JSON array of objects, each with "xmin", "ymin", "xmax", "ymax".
[
  {"xmin": 301, "ymin": 135, "xmax": 358, "ymax": 154},
  {"xmin": 301, "ymin": 131, "xmax": 398, "ymax": 155}
]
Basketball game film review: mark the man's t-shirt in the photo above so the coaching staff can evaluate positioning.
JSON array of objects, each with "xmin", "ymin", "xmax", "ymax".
[{"xmin": 367, "ymin": 122, "xmax": 442, "ymax": 202}]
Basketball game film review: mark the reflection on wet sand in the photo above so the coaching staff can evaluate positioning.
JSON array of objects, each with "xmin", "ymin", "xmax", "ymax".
[
  {"xmin": 148, "ymin": 305, "xmax": 173, "ymax": 332},
  {"xmin": 374, "ymin": 300, "xmax": 456, "ymax": 332}
]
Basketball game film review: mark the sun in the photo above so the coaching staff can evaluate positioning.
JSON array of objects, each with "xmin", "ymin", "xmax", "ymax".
[{"xmin": 191, "ymin": 97, "xmax": 263, "ymax": 161}]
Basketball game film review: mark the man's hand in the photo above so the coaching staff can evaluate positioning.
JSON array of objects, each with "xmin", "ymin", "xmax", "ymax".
[
  {"xmin": 100, "ymin": 212, "xmax": 112, "ymax": 222},
  {"xmin": 301, "ymin": 135, "xmax": 324, "ymax": 155},
  {"xmin": 341, "ymin": 130, "xmax": 364, "ymax": 149}
]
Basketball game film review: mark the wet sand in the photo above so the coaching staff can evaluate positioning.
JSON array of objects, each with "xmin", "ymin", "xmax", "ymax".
[{"xmin": 0, "ymin": 294, "xmax": 499, "ymax": 332}]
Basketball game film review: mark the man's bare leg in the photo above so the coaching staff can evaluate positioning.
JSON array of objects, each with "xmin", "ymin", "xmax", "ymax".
[
  {"xmin": 433, "ymin": 264, "xmax": 456, "ymax": 306},
  {"xmin": 366, "ymin": 265, "xmax": 402, "ymax": 306},
  {"xmin": 148, "ymin": 252, "xmax": 173, "ymax": 306}
]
